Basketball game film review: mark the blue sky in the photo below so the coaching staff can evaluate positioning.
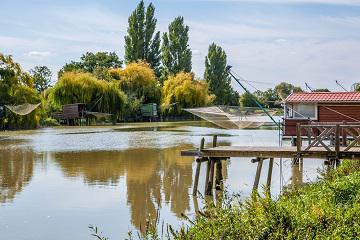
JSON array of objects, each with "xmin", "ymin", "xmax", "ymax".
[{"xmin": 2, "ymin": 0, "xmax": 360, "ymax": 91}]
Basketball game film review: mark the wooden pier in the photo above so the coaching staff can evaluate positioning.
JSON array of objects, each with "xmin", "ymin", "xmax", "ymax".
[{"xmin": 182, "ymin": 123, "xmax": 360, "ymax": 196}]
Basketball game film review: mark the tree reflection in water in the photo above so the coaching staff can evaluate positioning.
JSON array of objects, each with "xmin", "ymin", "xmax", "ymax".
[
  {"xmin": 0, "ymin": 145, "xmax": 37, "ymax": 203},
  {"xmin": 53, "ymin": 145, "xmax": 194, "ymax": 232}
]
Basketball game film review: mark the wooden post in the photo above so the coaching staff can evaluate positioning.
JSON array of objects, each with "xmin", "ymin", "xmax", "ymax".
[
  {"xmin": 212, "ymin": 135, "xmax": 218, "ymax": 147},
  {"xmin": 335, "ymin": 124, "xmax": 340, "ymax": 159},
  {"xmin": 204, "ymin": 136, "xmax": 217, "ymax": 195},
  {"xmin": 215, "ymin": 159, "xmax": 223, "ymax": 190},
  {"xmin": 193, "ymin": 138, "xmax": 205, "ymax": 196},
  {"xmin": 266, "ymin": 158, "xmax": 274, "ymax": 190},
  {"xmin": 253, "ymin": 158, "xmax": 263, "ymax": 192},
  {"xmin": 193, "ymin": 158, "xmax": 202, "ymax": 196},
  {"xmin": 296, "ymin": 123, "xmax": 302, "ymax": 156},
  {"xmin": 342, "ymin": 121, "xmax": 347, "ymax": 146},
  {"xmin": 204, "ymin": 135, "xmax": 219, "ymax": 194},
  {"xmin": 204, "ymin": 158, "xmax": 210, "ymax": 194},
  {"xmin": 206, "ymin": 159, "xmax": 216, "ymax": 196}
]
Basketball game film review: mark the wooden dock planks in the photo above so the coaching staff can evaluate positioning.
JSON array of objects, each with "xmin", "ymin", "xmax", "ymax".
[{"xmin": 182, "ymin": 146, "xmax": 360, "ymax": 159}]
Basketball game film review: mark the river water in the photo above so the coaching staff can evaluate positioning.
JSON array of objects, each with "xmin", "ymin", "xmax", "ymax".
[{"xmin": 0, "ymin": 122, "xmax": 324, "ymax": 239}]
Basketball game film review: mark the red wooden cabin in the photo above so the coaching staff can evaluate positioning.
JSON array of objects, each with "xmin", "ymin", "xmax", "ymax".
[{"xmin": 283, "ymin": 92, "xmax": 360, "ymax": 136}]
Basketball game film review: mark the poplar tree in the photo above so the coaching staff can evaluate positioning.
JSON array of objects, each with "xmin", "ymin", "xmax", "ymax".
[
  {"xmin": 124, "ymin": 1, "xmax": 161, "ymax": 76},
  {"xmin": 161, "ymin": 16, "xmax": 192, "ymax": 81},
  {"xmin": 204, "ymin": 43, "xmax": 238, "ymax": 105}
]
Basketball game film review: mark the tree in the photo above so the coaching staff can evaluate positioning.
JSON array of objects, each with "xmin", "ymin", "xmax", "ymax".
[
  {"xmin": 204, "ymin": 43, "xmax": 238, "ymax": 105},
  {"xmin": 124, "ymin": 0, "xmax": 161, "ymax": 76},
  {"xmin": 161, "ymin": 17, "xmax": 192, "ymax": 81},
  {"xmin": 275, "ymin": 82, "xmax": 302, "ymax": 100},
  {"xmin": 0, "ymin": 53, "xmax": 42, "ymax": 129},
  {"xmin": 59, "ymin": 52, "xmax": 122, "ymax": 79},
  {"xmin": 161, "ymin": 72, "xmax": 214, "ymax": 114},
  {"xmin": 313, "ymin": 88, "xmax": 330, "ymax": 92},
  {"xmin": 239, "ymin": 92, "xmax": 258, "ymax": 108},
  {"xmin": 109, "ymin": 61, "xmax": 161, "ymax": 104},
  {"xmin": 49, "ymin": 72, "xmax": 126, "ymax": 121},
  {"xmin": 30, "ymin": 66, "xmax": 52, "ymax": 93},
  {"xmin": 254, "ymin": 89, "xmax": 279, "ymax": 108}
]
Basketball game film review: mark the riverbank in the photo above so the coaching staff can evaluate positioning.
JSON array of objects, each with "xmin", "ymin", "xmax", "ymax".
[{"xmin": 164, "ymin": 160, "xmax": 360, "ymax": 239}]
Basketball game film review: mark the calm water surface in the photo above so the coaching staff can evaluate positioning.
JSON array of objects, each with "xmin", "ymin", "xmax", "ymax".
[{"xmin": 0, "ymin": 122, "xmax": 324, "ymax": 239}]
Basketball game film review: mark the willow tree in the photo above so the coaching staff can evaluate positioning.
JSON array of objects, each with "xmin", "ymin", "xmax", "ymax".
[
  {"xmin": 205, "ymin": 43, "xmax": 239, "ymax": 105},
  {"xmin": 49, "ymin": 72, "xmax": 126, "ymax": 121},
  {"xmin": 161, "ymin": 17, "xmax": 192, "ymax": 81},
  {"xmin": 0, "ymin": 54, "xmax": 42, "ymax": 129},
  {"xmin": 161, "ymin": 72, "xmax": 214, "ymax": 115},
  {"xmin": 109, "ymin": 61, "xmax": 161, "ymax": 104},
  {"xmin": 124, "ymin": 0, "xmax": 161, "ymax": 76}
]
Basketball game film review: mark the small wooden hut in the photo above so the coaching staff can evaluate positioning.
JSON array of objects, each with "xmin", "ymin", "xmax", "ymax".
[
  {"xmin": 283, "ymin": 92, "xmax": 360, "ymax": 136},
  {"xmin": 53, "ymin": 103, "xmax": 86, "ymax": 125}
]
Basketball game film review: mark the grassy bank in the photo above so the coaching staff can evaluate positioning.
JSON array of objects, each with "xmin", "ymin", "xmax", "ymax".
[
  {"xmin": 90, "ymin": 160, "xmax": 360, "ymax": 240},
  {"xmin": 168, "ymin": 160, "xmax": 360, "ymax": 240}
]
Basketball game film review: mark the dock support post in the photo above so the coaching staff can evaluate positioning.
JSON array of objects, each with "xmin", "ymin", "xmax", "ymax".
[
  {"xmin": 335, "ymin": 124, "xmax": 340, "ymax": 160},
  {"xmin": 206, "ymin": 159, "xmax": 216, "ymax": 196},
  {"xmin": 253, "ymin": 158, "xmax": 263, "ymax": 192},
  {"xmin": 193, "ymin": 138, "xmax": 205, "ymax": 196},
  {"xmin": 296, "ymin": 123, "xmax": 302, "ymax": 158},
  {"xmin": 215, "ymin": 159, "xmax": 223, "ymax": 190},
  {"xmin": 205, "ymin": 136, "xmax": 218, "ymax": 195},
  {"xmin": 266, "ymin": 158, "xmax": 274, "ymax": 190}
]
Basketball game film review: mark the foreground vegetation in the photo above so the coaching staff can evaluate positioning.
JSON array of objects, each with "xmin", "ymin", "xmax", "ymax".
[
  {"xmin": 171, "ymin": 161, "xmax": 360, "ymax": 240},
  {"xmin": 112, "ymin": 160, "xmax": 360, "ymax": 240}
]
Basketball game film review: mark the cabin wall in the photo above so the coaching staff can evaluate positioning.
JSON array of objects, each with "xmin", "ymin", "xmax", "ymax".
[
  {"xmin": 318, "ymin": 105, "xmax": 360, "ymax": 122},
  {"xmin": 283, "ymin": 103, "xmax": 360, "ymax": 136},
  {"xmin": 283, "ymin": 119, "xmax": 311, "ymax": 136},
  {"xmin": 62, "ymin": 104, "xmax": 86, "ymax": 119}
]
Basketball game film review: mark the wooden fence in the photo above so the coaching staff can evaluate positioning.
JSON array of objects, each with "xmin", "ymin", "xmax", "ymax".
[{"xmin": 296, "ymin": 122, "xmax": 360, "ymax": 157}]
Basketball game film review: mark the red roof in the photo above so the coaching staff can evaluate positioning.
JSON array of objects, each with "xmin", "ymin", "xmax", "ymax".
[{"xmin": 285, "ymin": 92, "xmax": 360, "ymax": 103}]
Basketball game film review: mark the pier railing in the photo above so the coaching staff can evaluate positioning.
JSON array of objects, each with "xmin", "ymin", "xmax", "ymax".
[{"xmin": 296, "ymin": 122, "xmax": 360, "ymax": 155}]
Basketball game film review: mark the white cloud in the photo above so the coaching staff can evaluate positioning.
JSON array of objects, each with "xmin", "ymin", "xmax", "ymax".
[
  {"xmin": 195, "ymin": 0, "xmax": 360, "ymax": 5},
  {"xmin": 324, "ymin": 16, "xmax": 360, "ymax": 26},
  {"xmin": 26, "ymin": 51, "xmax": 52, "ymax": 58}
]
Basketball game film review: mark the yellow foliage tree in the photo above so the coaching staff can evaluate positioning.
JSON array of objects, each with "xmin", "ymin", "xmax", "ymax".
[
  {"xmin": 161, "ymin": 72, "xmax": 214, "ymax": 114},
  {"xmin": 109, "ymin": 61, "xmax": 160, "ymax": 103}
]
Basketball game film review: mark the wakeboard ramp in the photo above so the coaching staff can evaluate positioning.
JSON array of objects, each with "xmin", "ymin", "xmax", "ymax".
[{"xmin": 185, "ymin": 106, "xmax": 278, "ymax": 129}]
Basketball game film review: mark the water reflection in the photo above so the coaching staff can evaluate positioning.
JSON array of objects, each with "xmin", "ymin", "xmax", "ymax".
[
  {"xmin": 53, "ymin": 145, "xmax": 194, "ymax": 231},
  {"xmin": 0, "ymin": 124, "xmax": 322, "ymax": 240},
  {"xmin": 0, "ymin": 146, "xmax": 36, "ymax": 203},
  {"xmin": 291, "ymin": 159, "xmax": 304, "ymax": 189}
]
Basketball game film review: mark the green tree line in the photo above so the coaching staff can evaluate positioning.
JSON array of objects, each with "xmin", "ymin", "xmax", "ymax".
[{"xmin": 0, "ymin": 0, "xmax": 342, "ymax": 129}]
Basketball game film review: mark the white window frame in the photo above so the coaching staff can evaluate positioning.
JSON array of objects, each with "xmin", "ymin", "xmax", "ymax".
[{"xmin": 285, "ymin": 103, "xmax": 318, "ymax": 120}]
